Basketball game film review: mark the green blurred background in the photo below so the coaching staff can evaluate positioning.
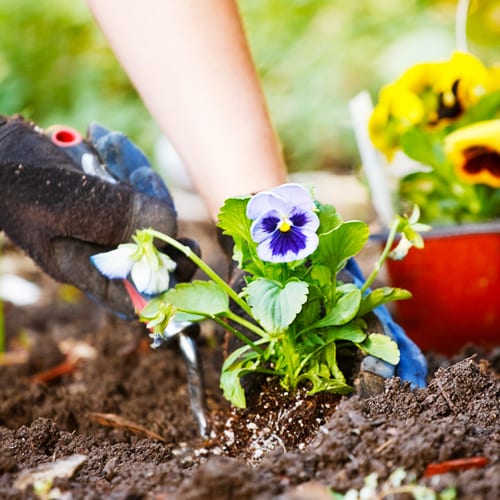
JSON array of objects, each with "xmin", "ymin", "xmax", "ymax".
[{"xmin": 0, "ymin": 0, "xmax": 498, "ymax": 174}]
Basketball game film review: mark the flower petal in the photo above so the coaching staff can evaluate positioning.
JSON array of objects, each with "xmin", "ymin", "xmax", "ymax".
[
  {"xmin": 158, "ymin": 252, "xmax": 178, "ymax": 273},
  {"xmin": 147, "ymin": 267, "xmax": 171, "ymax": 294},
  {"xmin": 250, "ymin": 211, "xmax": 280, "ymax": 243},
  {"xmin": 246, "ymin": 191, "xmax": 289, "ymax": 220},
  {"xmin": 130, "ymin": 257, "xmax": 154, "ymax": 294},
  {"xmin": 131, "ymin": 255, "xmax": 172, "ymax": 295},
  {"xmin": 90, "ymin": 244, "xmax": 136, "ymax": 279},
  {"xmin": 257, "ymin": 227, "xmax": 319, "ymax": 263},
  {"xmin": 272, "ymin": 183, "xmax": 316, "ymax": 212},
  {"xmin": 290, "ymin": 208, "xmax": 320, "ymax": 231},
  {"xmin": 246, "ymin": 183, "xmax": 316, "ymax": 221}
]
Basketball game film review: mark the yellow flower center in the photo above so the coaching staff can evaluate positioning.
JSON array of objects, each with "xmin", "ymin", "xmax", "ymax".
[{"xmin": 278, "ymin": 218, "xmax": 292, "ymax": 232}]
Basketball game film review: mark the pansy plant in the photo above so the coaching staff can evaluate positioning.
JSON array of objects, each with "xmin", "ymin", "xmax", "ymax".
[{"xmin": 92, "ymin": 183, "xmax": 426, "ymax": 408}]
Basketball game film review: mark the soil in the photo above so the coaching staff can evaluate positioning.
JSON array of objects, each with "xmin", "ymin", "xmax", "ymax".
[{"xmin": 0, "ymin": 223, "xmax": 499, "ymax": 499}]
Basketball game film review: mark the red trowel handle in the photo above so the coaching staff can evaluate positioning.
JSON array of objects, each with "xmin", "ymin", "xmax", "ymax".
[{"xmin": 46, "ymin": 125, "xmax": 97, "ymax": 165}]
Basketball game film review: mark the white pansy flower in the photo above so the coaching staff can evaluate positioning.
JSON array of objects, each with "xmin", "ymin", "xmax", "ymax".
[{"xmin": 91, "ymin": 237, "xmax": 177, "ymax": 295}]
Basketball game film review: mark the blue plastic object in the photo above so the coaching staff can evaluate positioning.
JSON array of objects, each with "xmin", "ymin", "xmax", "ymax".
[{"xmin": 346, "ymin": 258, "xmax": 428, "ymax": 388}]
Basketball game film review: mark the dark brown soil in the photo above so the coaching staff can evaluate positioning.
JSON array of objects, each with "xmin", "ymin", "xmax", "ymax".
[{"xmin": 0, "ymin": 227, "xmax": 499, "ymax": 499}]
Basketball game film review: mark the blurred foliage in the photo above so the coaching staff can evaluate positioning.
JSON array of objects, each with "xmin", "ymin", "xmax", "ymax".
[
  {"xmin": 0, "ymin": 0, "xmax": 160, "ymax": 154},
  {"xmin": 0, "ymin": 0, "xmax": 498, "ymax": 173}
]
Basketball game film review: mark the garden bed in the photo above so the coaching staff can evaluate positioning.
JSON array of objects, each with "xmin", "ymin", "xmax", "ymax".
[{"xmin": 0, "ymin": 226, "xmax": 498, "ymax": 499}]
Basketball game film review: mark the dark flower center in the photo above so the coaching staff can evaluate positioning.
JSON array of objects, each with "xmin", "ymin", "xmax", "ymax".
[
  {"xmin": 270, "ymin": 226, "xmax": 307, "ymax": 257},
  {"xmin": 290, "ymin": 211, "xmax": 308, "ymax": 227},
  {"xmin": 463, "ymin": 146, "xmax": 500, "ymax": 178},
  {"xmin": 437, "ymin": 80, "xmax": 462, "ymax": 120},
  {"xmin": 261, "ymin": 215, "xmax": 280, "ymax": 234}
]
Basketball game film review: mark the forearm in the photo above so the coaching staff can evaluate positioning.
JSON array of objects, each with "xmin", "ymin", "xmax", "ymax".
[{"xmin": 87, "ymin": 0, "xmax": 287, "ymax": 219}]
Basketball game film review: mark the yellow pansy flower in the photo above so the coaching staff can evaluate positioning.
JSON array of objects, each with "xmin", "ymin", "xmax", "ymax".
[
  {"xmin": 369, "ymin": 51, "xmax": 497, "ymax": 160},
  {"xmin": 444, "ymin": 119, "xmax": 500, "ymax": 188},
  {"xmin": 443, "ymin": 51, "xmax": 490, "ymax": 108},
  {"xmin": 368, "ymin": 84, "xmax": 425, "ymax": 159},
  {"xmin": 393, "ymin": 52, "xmax": 490, "ymax": 127}
]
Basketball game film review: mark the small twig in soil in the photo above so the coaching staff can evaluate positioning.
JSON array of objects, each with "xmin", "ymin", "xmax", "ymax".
[
  {"xmin": 30, "ymin": 356, "xmax": 80, "ymax": 384},
  {"xmin": 436, "ymin": 378, "xmax": 457, "ymax": 412},
  {"xmin": 374, "ymin": 437, "xmax": 396, "ymax": 455},
  {"xmin": 87, "ymin": 412, "xmax": 167, "ymax": 443}
]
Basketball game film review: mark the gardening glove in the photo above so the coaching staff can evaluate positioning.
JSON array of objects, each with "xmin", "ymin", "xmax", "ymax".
[
  {"xmin": 344, "ymin": 258, "xmax": 427, "ymax": 391},
  {"xmin": 0, "ymin": 115, "xmax": 198, "ymax": 319}
]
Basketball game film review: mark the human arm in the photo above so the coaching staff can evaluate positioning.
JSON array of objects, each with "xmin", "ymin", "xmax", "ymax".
[{"xmin": 87, "ymin": 0, "xmax": 287, "ymax": 220}]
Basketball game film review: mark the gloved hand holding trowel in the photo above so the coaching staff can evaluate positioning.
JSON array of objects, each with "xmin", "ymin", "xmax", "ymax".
[{"xmin": 0, "ymin": 116, "xmax": 208, "ymax": 435}]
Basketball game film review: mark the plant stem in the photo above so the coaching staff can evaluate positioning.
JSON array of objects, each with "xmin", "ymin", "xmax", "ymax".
[
  {"xmin": 167, "ymin": 304, "xmax": 266, "ymax": 355},
  {"xmin": 225, "ymin": 310, "xmax": 267, "ymax": 339},
  {"xmin": 211, "ymin": 315, "xmax": 265, "ymax": 355},
  {"xmin": 279, "ymin": 329, "xmax": 301, "ymax": 390},
  {"xmin": 148, "ymin": 229, "xmax": 254, "ymax": 317},
  {"xmin": 361, "ymin": 218, "xmax": 400, "ymax": 293}
]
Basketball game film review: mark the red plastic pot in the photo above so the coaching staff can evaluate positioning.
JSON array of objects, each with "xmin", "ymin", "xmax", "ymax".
[{"xmin": 382, "ymin": 221, "xmax": 500, "ymax": 354}]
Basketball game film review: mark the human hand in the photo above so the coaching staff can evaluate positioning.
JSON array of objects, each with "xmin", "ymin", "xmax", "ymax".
[{"xmin": 0, "ymin": 115, "xmax": 198, "ymax": 319}]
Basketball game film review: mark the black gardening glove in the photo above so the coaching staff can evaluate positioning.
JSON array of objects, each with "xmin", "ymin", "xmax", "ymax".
[{"xmin": 0, "ymin": 115, "xmax": 198, "ymax": 319}]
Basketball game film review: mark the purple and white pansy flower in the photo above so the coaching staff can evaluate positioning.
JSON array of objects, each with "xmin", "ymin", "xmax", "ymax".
[
  {"xmin": 91, "ymin": 238, "xmax": 177, "ymax": 295},
  {"xmin": 246, "ymin": 183, "xmax": 320, "ymax": 263}
]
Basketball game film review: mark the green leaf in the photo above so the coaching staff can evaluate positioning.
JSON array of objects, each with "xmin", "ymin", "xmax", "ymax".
[
  {"xmin": 314, "ymin": 284, "xmax": 361, "ymax": 327},
  {"xmin": 312, "ymin": 221, "xmax": 369, "ymax": 273},
  {"xmin": 217, "ymin": 196, "xmax": 252, "ymax": 242},
  {"xmin": 310, "ymin": 263, "xmax": 332, "ymax": 286},
  {"xmin": 357, "ymin": 333, "xmax": 400, "ymax": 365},
  {"xmin": 245, "ymin": 278, "xmax": 309, "ymax": 334},
  {"xmin": 316, "ymin": 202, "xmax": 343, "ymax": 234},
  {"xmin": 140, "ymin": 296, "xmax": 163, "ymax": 319},
  {"xmin": 323, "ymin": 322, "xmax": 367, "ymax": 343},
  {"xmin": 162, "ymin": 280, "xmax": 229, "ymax": 322},
  {"xmin": 400, "ymin": 127, "xmax": 446, "ymax": 168},
  {"xmin": 220, "ymin": 366, "xmax": 247, "ymax": 409},
  {"xmin": 302, "ymin": 369, "xmax": 352, "ymax": 395},
  {"xmin": 454, "ymin": 90, "xmax": 500, "ymax": 128},
  {"xmin": 221, "ymin": 342, "xmax": 260, "ymax": 372},
  {"xmin": 322, "ymin": 341, "xmax": 346, "ymax": 382},
  {"xmin": 217, "ymin": 195, "xmax": 264, "ymax": 274},
  {"xmin": 302, "ymin": 331, "xmax": 325, "ymax": 347},
  {"xmin": 295, "ymin": 291, "xmax": 322, "ymax": 330},
  {"xmin": 220, "ymin": 352, "xmax": 260, "ymax": 408},
  {"xmin": 358, "ymin": 287, "xmax": 412, "ymax": 317}
]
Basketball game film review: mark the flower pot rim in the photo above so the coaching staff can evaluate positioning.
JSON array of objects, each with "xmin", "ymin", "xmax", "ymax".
[{"xmin": 371, "ymin": 219, "xmax": 500, "ymax": 241}]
